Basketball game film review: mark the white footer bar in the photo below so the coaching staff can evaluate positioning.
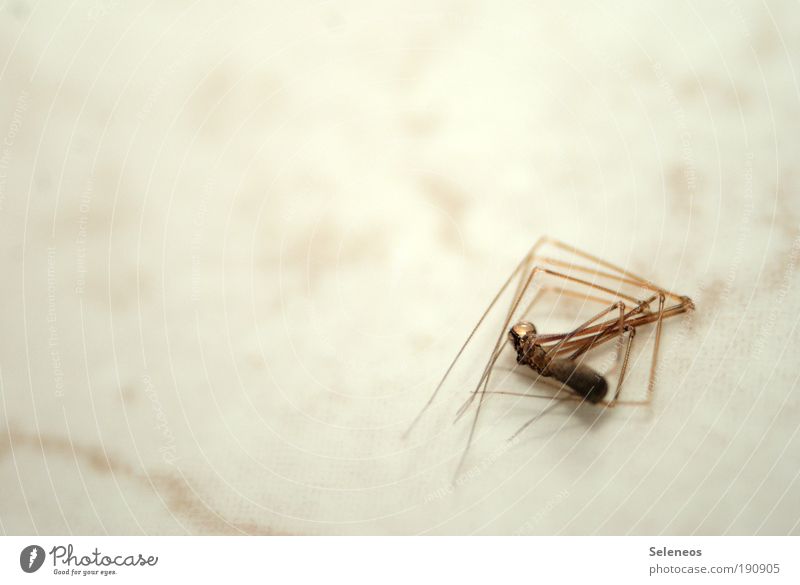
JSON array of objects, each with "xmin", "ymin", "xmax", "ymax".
[{"xmin": 1, "ymin": 536, "xmax": 796, "ymax": 584}]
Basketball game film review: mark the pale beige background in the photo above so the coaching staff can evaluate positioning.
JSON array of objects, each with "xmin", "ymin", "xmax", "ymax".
[{"xmin": 1, "ymin": 1, "xmax": 799, "ymax": 534}]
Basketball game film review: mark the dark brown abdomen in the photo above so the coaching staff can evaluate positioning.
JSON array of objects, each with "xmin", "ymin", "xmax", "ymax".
[{"xmin": 546, "ymin": 358, "xmax": 608, "ymax": 403}]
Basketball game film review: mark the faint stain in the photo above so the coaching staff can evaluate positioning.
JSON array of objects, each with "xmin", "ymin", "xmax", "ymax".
[
  {"xmin": 677, "ymin": 76, "xmax": 750, "ymax": 109},
  {"xmin": 285, "ymin": 220, "xmax": 387, "ymax": 290},
  {"xmin": 10, "ymin": 1, "xmax": 29, "ymax": 18},
  {"xmin": 404, "ymin": 110, "xmax": 441, "ymax": 136},
  {"xmin": 1, "ymin": 429, "xmax": 282, "ymax": 535},
  {"xmin": 759, "ymin": 180, "xmax": 799, "ymax": 243},
  {"xmin": 120, "ymin": 384, "xmax": 137, "ymax": 405},
  {"xmin": 420, "ymin": 174, "xmax": 467, "ymax": 250},
  {"xmin": 753, "ymin": 25, "xmax": 779, "ymax": 57},
  {"xmin": 665, "ymin": 163, "xmax": 698, "ymax": 215}
]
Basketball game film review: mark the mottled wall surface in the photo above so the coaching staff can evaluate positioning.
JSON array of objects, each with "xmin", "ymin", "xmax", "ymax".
[{"xmin": 0, "ymin": 1, "xmax": 798, "ymax": 534}]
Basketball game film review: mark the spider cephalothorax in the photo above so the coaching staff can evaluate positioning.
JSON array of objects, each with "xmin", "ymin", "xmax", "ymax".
[{"xmin": 508, "ymin": 320, "xmax": 608, "ymax": 404}]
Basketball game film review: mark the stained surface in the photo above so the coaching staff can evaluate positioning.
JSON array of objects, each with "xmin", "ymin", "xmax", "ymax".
[{"xmin": 0, "ymin": 1, "xmax": 799, "ymax": 535}]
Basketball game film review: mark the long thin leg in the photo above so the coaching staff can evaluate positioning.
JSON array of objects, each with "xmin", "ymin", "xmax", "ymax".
[
  {"xmin": 609, "ymin": 326, "xmax": 636, "ymax": 406},
  {"xmin": 455, "ymin": 262, "xmax": 548, "ymax": 476},
  {"xmin": 480, "ymin": 389, "xmax": 584, "ymax": 402},
  {"xmin": 603, "ymin": 294, "xmax": 669, "ymax": 408},
  {"xmin": 455, "ymin": 266, "xmax": 654, "ymax": 476},
  {"xmin": 508, "ymin": 399, "xmax": 576, "ymax": 441},
  {"xmin": 647, "ymin": 293, "xmax": 666, "ymax": 396},
  {"xmin": 402, "ymin": 240, "xmax": 541, "ymax": 436},
  {"xmin": 543, "ymin": 301, "xmax": 626, "ymax": 362},
  {"xmin": 548, "ymin": 295, "xmax": 667, "ymax": 408},
  {"xmin": 505, "ymin": 323, "xmax": 636, "ymax": 440},
  {"xmin": 469, "ymin": 249, "xmax": 545, "ymax": 414},
  {"xmin": 608, "ymin": 294, "xmax": 667, "ymax": 407},
  {"xmin": 522, "ymin": 237, "xmax": 692, "ymax": 319},
  {"xmin": 535, "ymin": 237, "xmax": 686, "ymax": 302},
  {"xmin": 413, "ymin": 236, "xmax": 693, "ymax": 478},
  {"xmin": 501, "ymin": 304, "xmax": 632, "ymax": 441},
  {"xmin": 451, "ymin": 281, "xmax": 613, "ymax": 423},
  {"xmin": 533, "ymin": 256, "xmax": 685, "ymax": 304},
  {"xmin": 460, "ymin": 288, "xmax": 680, "ymax": 463},
  {"xmin": 461, "ymin": 273, "xmax": 687, "ymax": 423},
  {"xmin": 408, "ymin": 237, "xmax": 679, "ymax": 435},
  {"xmin": 411, "ymin": 245, "xmax": 686, "ymax": 434},
  {"xmin": 543, "ymin": 296, "xmax": 689, "ymax": 357},
  {"xmin": 559, "ymin": 295, "xmax": 656, "ymax": 360}
]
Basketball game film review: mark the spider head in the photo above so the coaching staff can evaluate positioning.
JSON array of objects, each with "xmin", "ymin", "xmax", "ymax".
[{"xmin": 508, "ymin": 321, "xmax": 537, "ymax": 360}]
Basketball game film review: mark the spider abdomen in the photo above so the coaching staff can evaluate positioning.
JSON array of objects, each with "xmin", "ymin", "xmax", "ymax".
[{"xmin": 544, "ymin": 358, "xmax": 608, "ymax": 404}]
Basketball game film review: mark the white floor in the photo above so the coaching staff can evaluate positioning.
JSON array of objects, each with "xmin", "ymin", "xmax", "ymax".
[{"xmin": 1, "ymin": 1, "xmax": 798, "ymax": 534}]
